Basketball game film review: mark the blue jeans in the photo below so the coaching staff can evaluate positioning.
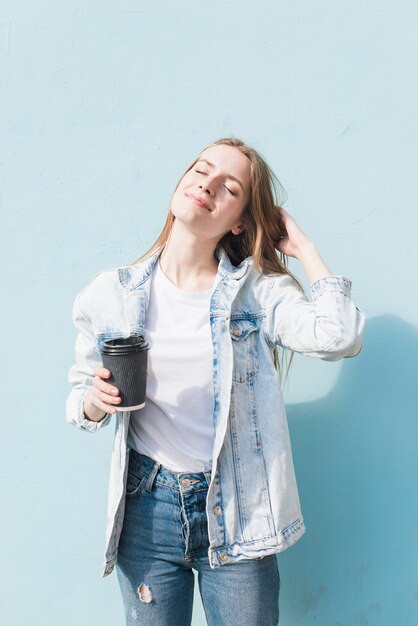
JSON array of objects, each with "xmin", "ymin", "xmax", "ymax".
[{"xmin": 116, "ymin": 449, "xmax": 280, "ymax": 625}]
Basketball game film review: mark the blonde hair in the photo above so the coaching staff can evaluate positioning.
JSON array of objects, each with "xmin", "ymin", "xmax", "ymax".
[{"xmin": 130, "ymin": 137, "xmax": 306, "ymax": 384}]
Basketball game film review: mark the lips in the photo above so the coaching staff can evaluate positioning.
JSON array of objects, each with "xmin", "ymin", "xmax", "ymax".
[{"xmin": 187, "ymin": 193, "xmax": 211, "ymax": 210}]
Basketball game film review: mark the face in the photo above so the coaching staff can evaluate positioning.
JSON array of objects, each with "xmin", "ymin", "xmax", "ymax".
[{"xmin": 170, "ymin": 144, "xmax": 252, "ymax": 243}]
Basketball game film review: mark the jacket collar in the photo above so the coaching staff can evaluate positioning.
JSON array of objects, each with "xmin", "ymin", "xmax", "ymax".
[
  {"xmin": 118, "ymin": 246, "xmax": 253, "ymax": 291},
  {"xmin": 215, "ymin": 246, "xmax": 253, "ymax": 280}
]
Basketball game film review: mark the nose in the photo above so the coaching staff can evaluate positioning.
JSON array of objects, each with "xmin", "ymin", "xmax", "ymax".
[
  {"xmin": 199, "ymin": 175, "xmax": 216, "ymax": 195},
  {"xmin": 199, "ymin": 180, "xmax": 210, "ymax": 193}
]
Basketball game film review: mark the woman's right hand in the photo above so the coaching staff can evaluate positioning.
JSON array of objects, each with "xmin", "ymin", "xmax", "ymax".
[{"xmin": 83, "ymin": 366, "xmax": 121, "ymax": 421}]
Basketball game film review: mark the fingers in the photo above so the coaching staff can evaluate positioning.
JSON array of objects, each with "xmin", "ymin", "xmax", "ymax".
[
  {"xmin": 91, "ymin": 396, "xmax": 119, "ymax": 415},
  {"xmin": 93, "ymin": 365, "xmax": 111, "ymax": 380},
  {"xmin": 92, "ymin": 366, "xmax": 121, "ymax": 414},
  {"xmin": 276, "ymin": 205, "xmax": 288, "ymax": 216}
]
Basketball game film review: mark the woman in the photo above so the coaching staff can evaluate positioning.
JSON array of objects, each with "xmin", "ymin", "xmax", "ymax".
[{"xmin": 66, "ymin": 137, "xmax": 366, "ymax": 625}]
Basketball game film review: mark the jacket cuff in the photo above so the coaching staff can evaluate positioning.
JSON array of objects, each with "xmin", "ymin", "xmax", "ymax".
[{"xmin": 310, "ymin": 275, "xmax": 352, "ymax": 301}]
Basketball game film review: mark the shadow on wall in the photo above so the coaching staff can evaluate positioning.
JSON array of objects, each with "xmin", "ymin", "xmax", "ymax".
[{"xmin": 278, "ymin": 315, "xmax": 418, "ymax": 624}]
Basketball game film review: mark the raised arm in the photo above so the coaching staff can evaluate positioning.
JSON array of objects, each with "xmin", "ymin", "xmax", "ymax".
[{"xmin": 264, "ymin": 207, "xmax": 367, "ymax": 360}]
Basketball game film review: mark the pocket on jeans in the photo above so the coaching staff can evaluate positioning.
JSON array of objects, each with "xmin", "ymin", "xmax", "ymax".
[{"xmin": 125, "ymin": 470, "xmax": 146, "ymax": 498}]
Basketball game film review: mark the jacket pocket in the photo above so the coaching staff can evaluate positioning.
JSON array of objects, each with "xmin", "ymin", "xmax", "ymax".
[{"xmin": 229, "ymin": 319, "xmax": 260, "ymax": 383}]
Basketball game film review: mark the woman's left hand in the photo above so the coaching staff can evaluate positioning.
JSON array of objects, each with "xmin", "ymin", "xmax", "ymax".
[{"xmin": 274, "ymin": 206, "xmax": 312, "ymax": 258}]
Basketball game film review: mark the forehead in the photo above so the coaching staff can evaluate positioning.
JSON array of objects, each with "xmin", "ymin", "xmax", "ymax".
[{"xmin": 197, "ymin": 145, "xmax": 251, "ymax": 182}]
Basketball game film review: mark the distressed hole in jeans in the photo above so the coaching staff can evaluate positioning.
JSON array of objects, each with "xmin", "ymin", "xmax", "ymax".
[{"xmin": 138, "ymin": 583, "xmax": 152, "ymax": 604}]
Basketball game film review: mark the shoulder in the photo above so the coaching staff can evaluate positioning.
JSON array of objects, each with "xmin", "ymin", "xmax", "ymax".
[
  {"xmin": 74, "ymin": 264, "xmax": 131, "ymax": 308},
  {"xmin": 242, "ymin": 263, "xmax": 303, "ymax": 303}
]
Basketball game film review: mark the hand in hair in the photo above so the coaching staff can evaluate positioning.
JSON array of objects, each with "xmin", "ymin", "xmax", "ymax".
[{"xmin": 274, "ymin": 206, "xmax": 312, "ymax": 259}]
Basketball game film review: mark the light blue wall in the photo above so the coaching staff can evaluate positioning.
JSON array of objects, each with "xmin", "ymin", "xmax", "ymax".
[{"xmin": 2, "ymin": 1, "xmax": 417, "ymax": 624}]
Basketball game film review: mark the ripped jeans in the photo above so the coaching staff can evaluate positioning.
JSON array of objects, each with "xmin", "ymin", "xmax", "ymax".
[{"xmin": 116, "ymin": 449, "xmax": 280, "ymax": 626}]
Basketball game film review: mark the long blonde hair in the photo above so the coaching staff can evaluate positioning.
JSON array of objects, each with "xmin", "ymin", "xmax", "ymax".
[{"xmin": 131, "ymin": 137, "xmax": 306, "ymax": 384}]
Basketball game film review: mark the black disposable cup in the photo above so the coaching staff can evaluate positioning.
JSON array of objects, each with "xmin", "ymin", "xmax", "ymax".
[{"xmin": 99, "ymin": 335, "xmax": 150, "ymax": 411}]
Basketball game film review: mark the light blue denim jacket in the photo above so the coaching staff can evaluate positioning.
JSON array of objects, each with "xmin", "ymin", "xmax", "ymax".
[{"xmin": 66, "ymin": 246, "xmax": 366, "ymax": 578}]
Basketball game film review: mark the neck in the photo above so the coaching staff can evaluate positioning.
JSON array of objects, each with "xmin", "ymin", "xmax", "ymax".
[{"xmin": 159, "ymin": 219, "xmax": 220, "ymax": 291}]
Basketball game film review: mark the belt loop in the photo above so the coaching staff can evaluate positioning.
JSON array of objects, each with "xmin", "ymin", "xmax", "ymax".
[
  {"xmin": 204, "ymin": 470, "xmax": 212, "ymax": 488},
  {"xmin": 144, "ymin": 460, "xmax": 160, "ymax": 492}
]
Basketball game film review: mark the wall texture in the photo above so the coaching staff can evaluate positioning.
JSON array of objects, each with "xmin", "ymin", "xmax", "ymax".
[{"xmin": 1, "ymin": 1, "xmax": 417, "ymax": 624}]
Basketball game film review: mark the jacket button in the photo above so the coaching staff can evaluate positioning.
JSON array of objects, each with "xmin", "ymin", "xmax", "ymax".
[
  {"xmin": 214, "ymin": 505, "xmax": 222, "ymax": 516},
  {"xmin": 220, "ymin": 552, "xmax": 228, "ymax": 561},
  {"xmin": 181, "ymin": 478, "xmax": 191, "ymax": 488},
  {"xmin": 232, "ymin": 327, "xmax": 242, "ymax": 336}
]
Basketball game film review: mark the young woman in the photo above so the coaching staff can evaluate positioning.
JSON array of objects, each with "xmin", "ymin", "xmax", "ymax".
[{"xmin": 66, "ymin": 137, "xmax": 366, "ymax": 625}]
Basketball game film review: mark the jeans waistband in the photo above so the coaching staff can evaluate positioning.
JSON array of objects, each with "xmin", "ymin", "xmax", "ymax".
[{"xmin": 128, "ymin": 447, "xmax": 212, "ymax": 492}]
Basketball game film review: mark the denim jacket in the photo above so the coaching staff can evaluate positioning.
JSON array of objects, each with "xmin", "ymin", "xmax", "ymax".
[{"xmin": 66, "ymin": 246, "xmax": 366, "ymax": 578}]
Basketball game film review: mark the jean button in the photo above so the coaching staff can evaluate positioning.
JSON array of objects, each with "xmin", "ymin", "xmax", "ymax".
[
  {"xmin": 232, "ymin": 327, "xmax": 242, "ymax": 336},
  {"xmin": 214, "ymin": 505, "xmax": 222, "ymax": 516},
  {"xmin": 181, "ymin": 478, "xmax": 191, "ymax": 488},
  {"xmin": 220, "ymin": 552, "xmax": 228, "ymax": 562}
]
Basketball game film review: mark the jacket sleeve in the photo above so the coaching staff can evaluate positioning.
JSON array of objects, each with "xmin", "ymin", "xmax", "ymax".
[
  {"xmin": 65, "ymin": 291, "xmax": 112, "ymax": 433},
  {"xmin": 263, "ymin": 273, "xmax": 367, "ymax": 360}
]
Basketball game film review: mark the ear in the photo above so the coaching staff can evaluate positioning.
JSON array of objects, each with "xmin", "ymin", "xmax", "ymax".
[{"xmin": 231, "ymin": 224, "xmax": 244, "ymax": 236}]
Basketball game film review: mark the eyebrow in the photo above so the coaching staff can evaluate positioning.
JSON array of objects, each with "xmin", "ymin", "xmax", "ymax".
[{"xmin": 196, "ymin": 159, "xmax": 245, "ymax": 192}]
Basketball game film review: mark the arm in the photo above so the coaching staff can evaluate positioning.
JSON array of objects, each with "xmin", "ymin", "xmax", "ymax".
[
  {"xmin": 264, "ymin": 270, "xmax": 366, "ymax": 360},
  {"xmin": 265, "ymin": 208, "xmax": 367, "ymax": 359},
  {"xmin": 65, "ymin": 292, "xmax": 112, "ymax": 433},
  {"xmin": 293, "ymin": 240, "xmax": 332, "ymax": 284}
]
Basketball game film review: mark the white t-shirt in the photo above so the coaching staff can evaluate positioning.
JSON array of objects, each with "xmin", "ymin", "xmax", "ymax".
[{"xmin": 127, "ymin": 258, "xmax": 216, "ymax": 472}]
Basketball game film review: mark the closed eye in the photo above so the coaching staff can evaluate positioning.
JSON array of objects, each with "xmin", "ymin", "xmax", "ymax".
[{"xmin": 194, "ymin": 170, "xmax": 236, "ymax": 196}]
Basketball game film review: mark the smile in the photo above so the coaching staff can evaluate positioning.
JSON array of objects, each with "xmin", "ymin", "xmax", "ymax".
[{"xmin": 187, "ymin": 194, "xmax": 211, "ymax": 211}]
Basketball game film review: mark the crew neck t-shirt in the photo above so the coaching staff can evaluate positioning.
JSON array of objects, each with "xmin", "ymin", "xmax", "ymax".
[{"xmin": 127, "ymin": 259, "xmax": 216, "ymax": 472}]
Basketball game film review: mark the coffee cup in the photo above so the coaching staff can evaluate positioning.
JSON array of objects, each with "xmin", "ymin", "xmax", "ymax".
[{"xmin": 99, "ymin": 335, "xmax": 149, "ymax": 411}]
